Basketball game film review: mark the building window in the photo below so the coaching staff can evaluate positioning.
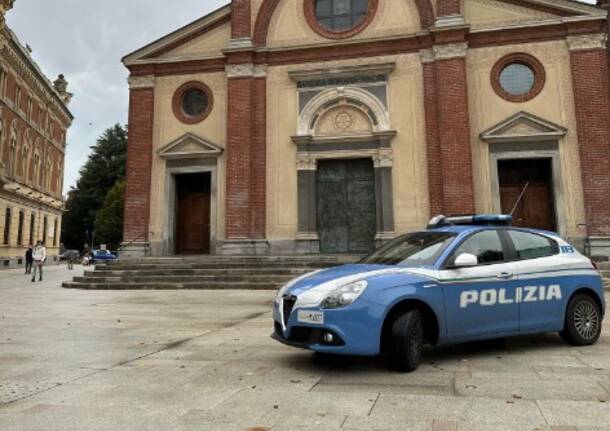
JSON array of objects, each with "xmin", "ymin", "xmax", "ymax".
[
  {"xmin": 17, "ymin": 211, "xmax": 24, "ymax": 245},
  {"xmin": 42, "ymin": 216, "xmax": 48, "ymax": 245},
  {"xmin": 15, "ymin": 85, "xmax": 21, "ymax": 111},
  {"xmin": 0, "ymin": 69, "xmax": 6, "ymax": 99},
  {"xmin": 29, "ymin": 213, "xmax": 35, "ymax": 245},
  {"xmin": 305, "ymin": 0, "xmax": 378, "ymax": 39},
  {"xmin": 500, "ymin": 64, "xmax": 534, "ymax": 96},
  {"xmin": 491, "ymin": 53, "xmax": 546, "ymax": 103},
  {"xmin": 3, "ymin": 208, "xmax": 11, "ymax": 245},
  {"xmin": 172, "ymin": 81, "xmax": 214, "ymax": 125},
  {"xmin": 33, "ymin": 151, "xmax": 40, "ymax": 186},
  {"xmin": 27, "ymin": 97, "xmax": 33, "ymax": 120},
  {"xmin": 53, "ymin": 218, "xmax": 58, "ymax": 246},
  {"xmin": 8, "ymin": 135, "xmax": 16, "ymax": 177}
]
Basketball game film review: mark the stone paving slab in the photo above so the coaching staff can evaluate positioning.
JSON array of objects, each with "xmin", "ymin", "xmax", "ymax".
[{"xmin": 0, "ymin": 266, "xmax": 609, "ymax": 430}]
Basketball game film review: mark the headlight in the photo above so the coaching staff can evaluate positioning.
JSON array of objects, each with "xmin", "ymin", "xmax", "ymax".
[{"xmin": 321, "ymin": 280, "xmax": 368, "ymax": 309}]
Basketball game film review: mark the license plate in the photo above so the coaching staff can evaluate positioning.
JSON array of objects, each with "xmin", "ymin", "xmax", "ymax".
[{"xmin": 297, "ymin": 310, "xmax": 324, "ymax": 325}]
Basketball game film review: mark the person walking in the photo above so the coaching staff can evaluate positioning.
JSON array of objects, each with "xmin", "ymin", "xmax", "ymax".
[
  {"xmin": 67, "ymin": 250, "xmax": 77, "ymax": 270},
  {"xmin": 31, "ymin": 241, "xmax": 46, "ymax": 283},
  {"xmin": 25, "ymin": 247, "xmax": 33, "ymax": 275}
]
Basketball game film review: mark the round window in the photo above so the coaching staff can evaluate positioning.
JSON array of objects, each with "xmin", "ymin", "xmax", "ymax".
[
  {"xmin": 182, "ymin": 88, "xmax": 208, "ymax": 118},
  {"xmin": 172, "ymin": 82, "xmax": 214, "ymax": 124},
  {"xmin": 499, "ymin": 63, "xmax": 535, "ymax": 96},
  {"xmin": 305, "ymin": 0, "xmax": 377, "ymax": 39},
  {"xmin": 491, "ymin": 53, "xmax": 546, "ymax": 103},
  {"xmin": 315, "ymin": 0, "xmax": 369, "ymax": 31}
]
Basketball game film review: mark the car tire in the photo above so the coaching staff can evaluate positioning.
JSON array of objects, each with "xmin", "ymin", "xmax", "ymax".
[
  {"xmin": 388, "ymin": 309, "xmax": 424, "ymax": 372},
  {"xmin": 560, "ymin": 294, "xmax": 602, "ymax": 346}
]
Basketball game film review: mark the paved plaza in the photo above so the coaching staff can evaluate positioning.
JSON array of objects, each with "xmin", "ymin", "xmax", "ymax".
[{"xmin": 0, "ymin": 266, "xmax": 609, "ymax": 430}]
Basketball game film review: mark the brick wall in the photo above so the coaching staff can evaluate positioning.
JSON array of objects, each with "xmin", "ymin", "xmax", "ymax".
[
  {"xmin": 250, "ymin": 77, "xmax": 267, "ymax": 239},
  {"xmin": 226, "ymin": 77, "xmax": 254, "ymax": 239},
  {"xmin": 231, "ymin": 0, "xmax": 251, "ymax": 39},
  {"xmin": 435, "ymin": 57, "xmax": 476, "ymax": 216},
  {"xmin": 437, "ymin": 0, "xmax": 461, "ymax": 17},
  {"xmin": 123, "ymin": 87, "xmax": 154, "ymax": 242},
  {"xmin": 570, "ymin": 48, "xmax": 610, "ymax": 236},
  {"xmin": 422, "ymin": 61, "xmax": 444, "ymax": 216}
]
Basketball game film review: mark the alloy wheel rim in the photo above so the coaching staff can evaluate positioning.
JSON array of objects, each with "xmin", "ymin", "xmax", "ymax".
[{"xmin": 573, "ymin": 301, "xmax": 600, "ymax": 340}]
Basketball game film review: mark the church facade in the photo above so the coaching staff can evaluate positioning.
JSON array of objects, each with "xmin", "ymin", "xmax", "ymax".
[
  {"xmin": 123, "ymin": 0, "xmax": 610, "ymax": 257},
  {"xmin": 0, "ymin": 0, "xmax": 73, "ymax": 267}
]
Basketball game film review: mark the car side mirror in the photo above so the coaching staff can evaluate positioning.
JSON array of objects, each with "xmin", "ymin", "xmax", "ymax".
[{"xmin": 454, "ymin": 253, "xmax": 478, "ymax": 268}]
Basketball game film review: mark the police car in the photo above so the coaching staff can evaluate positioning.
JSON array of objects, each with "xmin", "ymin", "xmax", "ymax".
[{"xmin": 272, "ymin": 215, "xmax": 605, "ymax": 372}]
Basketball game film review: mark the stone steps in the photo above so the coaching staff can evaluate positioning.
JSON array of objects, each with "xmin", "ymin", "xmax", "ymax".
[
  {"xmin": 71, "ymin": 274, "xmax": 296, "ymax": 283},
  {"xmin": 94, "ymin": 262, "xmax": 340, "ymax": 271},
  {"xmin": 83, "ymin": 268, "xmax": 320, "ymax": 277},
  {"xmin": 64, "ymin": 255, "xmax": 358, "ymax": 290},
  {"xmin": 63, "ymin": 281, "xmax": 283, "ymax": 290}
]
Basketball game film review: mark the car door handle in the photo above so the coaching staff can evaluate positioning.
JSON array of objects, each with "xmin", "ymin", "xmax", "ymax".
[{"xmin": 497, "ymin": 272, "xmax": 514, "ymax": 280}]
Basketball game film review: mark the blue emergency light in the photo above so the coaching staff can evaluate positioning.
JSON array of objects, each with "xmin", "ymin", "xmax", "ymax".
[{"xmin": 427, "ymin": 214, "xmax": 513, "ymax": 229}]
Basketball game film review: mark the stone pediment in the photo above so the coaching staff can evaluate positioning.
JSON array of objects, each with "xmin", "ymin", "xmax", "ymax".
[
  {"xmin": 157, "ymin": 133, "xmax": 223, "ymax": 160},
  {"xmin": 122, "ymin": 5, "xmax": 230, "ymax": 65},
  {"xmin": 464, "ymin": 0, "xmax": 603, "ymax": 31},
  {"xmin": 480, "ymin": 112, "xmax": 567, "ymax": 143}
]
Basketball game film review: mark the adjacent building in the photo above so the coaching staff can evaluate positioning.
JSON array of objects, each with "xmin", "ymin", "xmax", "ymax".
[
  {"xmin": 0, "ymin": 0, "xmax": 73, "ymax": 267},
  {"xmin": 122, "ymin": 0, "xmax": 610, "ymax": 257}
]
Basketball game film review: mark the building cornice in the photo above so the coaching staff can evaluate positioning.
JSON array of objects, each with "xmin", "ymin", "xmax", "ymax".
[
  {"xmin": 122, "ymin": 4, "xmax": 231, "ymax": 66},
  {"xmin": 1, "ymin": 182, "xmax": 64, "ymax": 211},
  {"xmin": 1, "ymin": 30, "xmax": 73, "ymax": 125},
  {"xmin": 126, "ymin": 15, "xmax": 609, "ymax": 75}
]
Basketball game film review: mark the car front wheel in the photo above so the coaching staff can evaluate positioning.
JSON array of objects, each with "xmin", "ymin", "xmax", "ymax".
[
  {"xmin": 388, "ymin": 309, "xmax": 423, "ymax": 372},
  {"xmin": 560, "ymin": 294, "xmax": 602, "ymax": 346}
]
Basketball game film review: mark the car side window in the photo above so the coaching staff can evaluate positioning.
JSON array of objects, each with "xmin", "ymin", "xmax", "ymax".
[
  {"xmin": 508, "ymin": 230, "xmax": 558, "ymax": 260},
  {"xmin": 452, "ymin": 230, "xmax": 505, "ymax": 265}
]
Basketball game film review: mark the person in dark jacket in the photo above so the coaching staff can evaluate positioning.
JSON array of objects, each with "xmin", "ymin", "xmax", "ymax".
[{"xmin": 25, "ymin": 247, "xmax": 33, "ymax": 275}]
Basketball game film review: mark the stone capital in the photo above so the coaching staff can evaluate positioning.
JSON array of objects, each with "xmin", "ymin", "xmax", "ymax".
[
  {"xmin": 567, "ymin": 33, "xmax": 607, "ymax": 52},
  {"xmin": 226, "ymin": 63, "xmax": 267, "ymax": 78},
  {"xmin": 296, "ymin": 155, "xmax": 317, "ymax": 171},
  {"xmin": 433, "ymin": 42, "xmax": 468, "ymax": 60},
  {"xmin": 419, "ymin": 48, "xmax": 436, "ymax": 64},
  {"xmin": 128, "ymin": 75, "xmax": 155, "ymax": 89},
  {"xmin": 373, "ymin": 150, "xmax": 393, "ymax": 168}
]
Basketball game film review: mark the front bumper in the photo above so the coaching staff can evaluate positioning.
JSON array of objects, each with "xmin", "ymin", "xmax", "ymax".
[{"xmin": 271, "ymin": 299, "xmax": 385, "ymax": 356}]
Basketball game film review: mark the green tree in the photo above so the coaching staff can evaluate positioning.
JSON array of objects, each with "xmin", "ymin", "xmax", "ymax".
[
  {"xmin": 94, "ymin": 181, "xmax": 125, "ymax": 250},
  {"xmin": 62, "ymin": 124, "xmax": 127, "ymax": 249}
]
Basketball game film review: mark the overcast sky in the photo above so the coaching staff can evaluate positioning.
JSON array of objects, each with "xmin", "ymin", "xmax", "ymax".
[
  {"xmin": 5, "ymin": 0, "xmax": 598, "ymax": 192},
  {"xmin": 6, "ymin": 0, "xmax": 228, "ymax": 192}
]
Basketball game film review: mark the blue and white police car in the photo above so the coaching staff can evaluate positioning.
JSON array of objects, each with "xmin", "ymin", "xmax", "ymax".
[{"xmin": 272, "ymin": 215, "xmax": 605, "ymax": 372}]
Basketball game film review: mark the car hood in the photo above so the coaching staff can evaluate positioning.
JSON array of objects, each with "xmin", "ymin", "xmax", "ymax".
[{"xmin": 280, "ymin": 264, "xmax": 433, "ymax": 308}]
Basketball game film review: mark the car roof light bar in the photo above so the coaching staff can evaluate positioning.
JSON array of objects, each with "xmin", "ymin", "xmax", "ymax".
[{"xmin": 427, "ymin": 214, "xmax": 513, "ymax": 229}]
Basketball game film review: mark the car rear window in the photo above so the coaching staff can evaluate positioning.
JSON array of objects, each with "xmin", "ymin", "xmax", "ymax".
[{"xmin": 508, "ymin": 230, "xmax": 558, "ymax": 260}]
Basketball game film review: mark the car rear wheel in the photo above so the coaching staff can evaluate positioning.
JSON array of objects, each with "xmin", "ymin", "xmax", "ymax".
[
  {"xmin": 560, "ymin": 294, "xmax": 602, "ymax": 346},
  {"xmin": 388, "ymin": 309, "xmax": 423, "ymax": 372}
]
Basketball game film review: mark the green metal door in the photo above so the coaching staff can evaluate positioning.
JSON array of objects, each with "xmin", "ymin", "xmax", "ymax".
[{"xmin": 317, "ymin": 159, "xmax": 376, "ymax": 254}]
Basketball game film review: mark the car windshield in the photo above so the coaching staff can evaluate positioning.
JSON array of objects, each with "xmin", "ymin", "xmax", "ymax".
[{"xmin": 360, "ymin": 232, "xmax": 456, "ymax": 266}]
